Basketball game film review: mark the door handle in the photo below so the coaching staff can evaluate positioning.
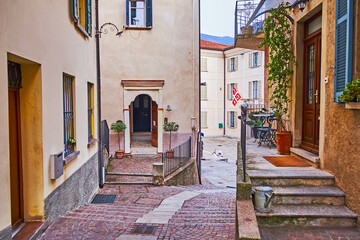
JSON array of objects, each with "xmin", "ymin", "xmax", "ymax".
[{"xmin": 314, "ymin": 90, "xmax": 319, "ymax": 103}]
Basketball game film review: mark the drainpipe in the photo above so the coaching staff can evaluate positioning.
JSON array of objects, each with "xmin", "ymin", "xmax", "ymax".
[
  {"xmin": 198, "ymin": 0, "xmax": 202, "ymax": 183},
  {"xmin": 223, "ymin": 50, "xmax": 226, "ymax": 136},
  {"xmin": 95, "ymin": 0, "xmax": 104, "ymax": 187}
]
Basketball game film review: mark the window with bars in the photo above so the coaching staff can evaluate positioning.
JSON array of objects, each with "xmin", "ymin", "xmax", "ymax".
[
  {"xmin": 63, "ymin": 74, "xmax": 75, "ymax": 157},
  {"xmin": 230, "ymin": 111, "xmax": 235, "ymax": 128},
  {"xmin": 88, "ymin": 82, "xmax": 94, "ymax": 142}
]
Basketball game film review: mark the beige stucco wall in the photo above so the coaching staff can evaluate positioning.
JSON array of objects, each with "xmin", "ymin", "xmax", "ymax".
[
  {"xmin": 264, "ymin": 0, "xmax": 360, "ymax": 218},
  {"xmin": 100, "ymin": 0, "xmax": 200, "ymax": 137},
  {"xmin": 0, "ymin": 0, "xmax": 98, "ymax": 229}
]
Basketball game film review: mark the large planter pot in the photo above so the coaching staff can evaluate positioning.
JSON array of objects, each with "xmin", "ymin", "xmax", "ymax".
[
  {"xmin": 115, "ymin": 150, "xmax": 124, "ymax": 159},
  {"xmin": 276, "ymin": 132, "xmax": 291, "ymax": 155}
]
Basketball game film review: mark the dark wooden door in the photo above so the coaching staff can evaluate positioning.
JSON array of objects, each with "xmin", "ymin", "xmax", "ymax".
[
  {"xmin": 8, "ymin": 88, "xmax": 23, "ymax": 230},
  {"xmin": 151, "ymin": 101, "xmax": 158, "ymax": 147},
  {"xmin": 133, "ymin": 95, "xmax": 151, "ymax": 132},
  {"xmin": 301, "ymin": 33, "xmax": 321, "ymax": 154}
]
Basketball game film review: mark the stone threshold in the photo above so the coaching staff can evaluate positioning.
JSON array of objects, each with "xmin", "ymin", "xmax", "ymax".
[{"xmin": 290, "ymin": 147, "xmax": 320, "ymax": 167}]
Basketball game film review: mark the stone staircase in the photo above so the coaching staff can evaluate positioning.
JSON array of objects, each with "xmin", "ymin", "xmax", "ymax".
[
  {"xmin": 105, "ymin": 172, "xmax": 153, "ymax": 185},
  {"xmin": 248, "ymin": 169, "xmax": 358, "ymax": 227}
]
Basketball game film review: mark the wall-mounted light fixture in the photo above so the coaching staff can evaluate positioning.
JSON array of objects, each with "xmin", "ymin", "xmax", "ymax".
[
  {"xmin": 297, "ymin": 0, "xmax": 309, "ymax": 12},
  {"xmin": 200, "ymin": 82, "xmax": 207, "ymax": 86},
  {"xmin": 166, "ymin": 105, "xmax": 172, "ymax": 111},
  {"xmin": 97, "ymin": 22, "xmax": 123, "ymax": 38}
]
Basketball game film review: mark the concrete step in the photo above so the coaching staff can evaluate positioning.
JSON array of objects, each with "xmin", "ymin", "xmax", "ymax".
[
  {"xmin": 106, "ymin": 172, "xmax": 153, "ymax": 177},
  {"xmin": 271, "ymin": 186, "xmax": 345, "ymax": 206},
  {"xmin": 290, "ymin": 147, "xmax": 320, "ymax": 168},
  {"xmin": 248, "ymin": 170, "xmax": 334, "ymax": 186},
  {"xmin": 256, "ymin": 205, "xmax": 357, "ymax": 227},
  {"xmin": 104, "ymin": 182, "xmax": 153, "ymax": 185}
]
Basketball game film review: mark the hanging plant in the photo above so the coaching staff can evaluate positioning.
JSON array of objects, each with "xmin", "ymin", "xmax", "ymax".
[{"xmin": 259, "ymin": 2, "xmax": 296, "ymax": 132}]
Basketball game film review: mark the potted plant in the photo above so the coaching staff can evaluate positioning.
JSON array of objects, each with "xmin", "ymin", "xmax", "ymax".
[
  {"xmin": 68, "ymin": 137, "xmax": 76, "ymax": 148},
  {"xmin": 163, "ymin": 122, "xmax": 179, "ymax": 158},
  {"xmin": 259, "ymin": 2, "xmax": 296, "ymax": 155},
  {"xmin": 110, "ymin": 121, "xmax": 126, "ymax": 159},
  {"xmin": 338, "ymin": 79, "xmax": 360, "ymax": 109},
  {"xmin": 245, "ymin": 113, "xmax": 263, "ymax": 138}
]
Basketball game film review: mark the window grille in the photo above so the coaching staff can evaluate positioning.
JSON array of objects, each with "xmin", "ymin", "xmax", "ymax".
[
  {"xmin": 88, "ymin": 83, "xmax": 94, "ymax": 142},
  {"xmin": 8, "ymin": 61, "xmax": 22, "ymax": 88},
  {"xmin": 63, "ymin": 74, "xmax": 75, "ymax": 157}
]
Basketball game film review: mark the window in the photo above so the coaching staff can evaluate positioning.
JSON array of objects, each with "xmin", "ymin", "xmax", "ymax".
[
  {"xmin": 70, "ymin": 0, "xmax": 92, "ymax": 36},
  {"xmin": 230, "ymin": 57, "xmax": 236, "ymax": 71},
  {"xmin": 227, "ymin": 111, "xmax": 237, "ymax": 128},
  {"xmin": 253, "ymin": 52, "xmax": 259, "ymax": 67},
  {"xmin": 249, "ymin": 81, "xmax": 261, "ymax": 99},
  {"xmin": 334, "ymin": 0, "xmax": 353, "ymax": 101},
  {"xmin": 227, "ymin": 57, "xmax": 238, "ymax": 72},
  {"xmin": 126, "ymin": 0, "xmax": 153, "ymax": 28},
  {"xmin": 201, "ymin": 111, "xmax": 207, "ymax": 128},
  {"xmin": 201, "ymin": 58, "xmax": 208, "ymax": 72},
  {"xmin": 63, "ymin": 74, "xmax": 75, "ymax": 157},
  {"xmin": 228, "ymin": 83, "xmax": 237, "ymax": 100},
  {"xmin": 201, "ymin": 84, "xmax": 207, "ymax": 100},
  {"xmin": 252, "ymin": 81, "xmax": 258, "ymax": 99},
  {"xmin": 88, "ymin": 82, "xmax": 94, "ymax": 142}
]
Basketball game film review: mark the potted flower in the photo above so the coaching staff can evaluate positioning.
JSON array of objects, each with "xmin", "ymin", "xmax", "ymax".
[
  {"xmin": 68, "ymin": 137, "xmax": 76, "ymax": 148},
  {"xmin": 110, "ymin": 121, "xmax": 126, "ymax": 159},
  {"xmin": 259, "ymin": 2, "xmax": 296, "ymax": 155},
  {"xmin": 245, "ymin": 113, "xmax": 263, "ymax": 138},
  {"xmin": 163, "ymin": 122, "xmax": 179, "ymax": 159},
  {"xmin": 338, "ymin": 79, "xmax": 360, "ymax": 109}
]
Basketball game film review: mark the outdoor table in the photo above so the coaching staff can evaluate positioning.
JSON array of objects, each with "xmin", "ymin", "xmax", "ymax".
[{"xmin": 252, "ymin": 113, "xmax": 277, "ymax": 147}]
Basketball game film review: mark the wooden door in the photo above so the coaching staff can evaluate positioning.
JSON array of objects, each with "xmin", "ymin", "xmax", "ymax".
[
  {"xmin": 151, "ymin": 101, "xmax": 158, "ymax": 147},
  {"xmin": 133, "ymin": 95, "xmax": 151, "ymax": 132},
  {"xmin": 8, "ymin": 88, "xmax": 23, "ymax": 230},
  {"xmin": 301, "ymin": 32, "xmax": 321, "ymax": 154}
]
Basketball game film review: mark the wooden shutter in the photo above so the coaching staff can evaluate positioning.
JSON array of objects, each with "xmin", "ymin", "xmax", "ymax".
[
  {"xmin": 146, "ymin": 0, "xmax": 153, "ymax": 27},
  {"xmin": 71, "ymin": 0, "xmax": 80, "ymax": 22},
  {"xmin": 126, "ymin": 0, "xmax": 129, "ymax": 26},
  {"xmin": 227, "ymin": 84, "xmax": 230, "ymax": 100},
  {"xmin": 249, "ymin": 53, "xmax": 253, "ymax": 68},
  {"xmin": 248, "ymin": 81, "xmax": 252, "ymax": 99},
  {"xmin": 227, "ymin": 58, "xmax": 230, "ymax": 71},
  {"xmin": 201, "ymin": 85, "xmax": 207, "ymax": 100},
  {"xmin": 235, "ymin": 56, "xmax": 239, "ymax": 71},
  {"xmin": 201, "ymin": 111, "xmax": 207, "ymax": 128},
  {"xmin": 334, "ymin": 0, "xmax": 353, "ymax": 101},
  {"xmin": 201, "ymin": 58, "xmax": 207, "ymax": 72},
  {"xmin": 226, "ymin": 111, "xmax": 230, "ymax": 127},
  {"xmin": 258, "ymin": 52, "xmax": 263, "ymax": 66},
  {"xmin": 258, "ymin": 80, "xmax": 263, "ymax": 99},
  {"xmin": 234, "ymin": 111, "xmax": 238, "ymax": 128},
  {"xmin": 85, "ymin": 0, "xmax": 92, "ymax": 36}
]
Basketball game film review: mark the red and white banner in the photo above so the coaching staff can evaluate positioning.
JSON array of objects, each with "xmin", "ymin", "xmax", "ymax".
[{"xmin": 232, "ymin": 87, "xmax": 241, "ymax": 106}]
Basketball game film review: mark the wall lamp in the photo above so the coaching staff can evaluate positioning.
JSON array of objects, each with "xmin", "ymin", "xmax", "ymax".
[
  {"xmin": 97, "ymin": 22, "xmax": 123, "ymax": 38},
  {"xmin": 297, "ymin": 0, "xmax": 309, "ymax": 12},
  {"xmin": 200, "ymin": 82, "xmax": 207, "ymax": 86},
  {"xmin": 166, "ymin": 105, "xmax": 172, "ymax": 112}
]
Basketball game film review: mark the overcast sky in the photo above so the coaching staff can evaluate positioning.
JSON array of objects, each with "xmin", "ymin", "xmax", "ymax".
[{"xmin": 200, "ymin": 0, "xmax": 237, "ymax": 37}]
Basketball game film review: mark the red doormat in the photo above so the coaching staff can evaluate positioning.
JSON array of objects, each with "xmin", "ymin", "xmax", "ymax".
[{"xmin": 263, "ymin": 156, "xmax": 311, "ymax": 167}]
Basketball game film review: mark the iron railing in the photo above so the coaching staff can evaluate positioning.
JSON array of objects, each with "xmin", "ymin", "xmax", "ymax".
[
  {"xmin": 100, "ymin": 120, "xmax": 109, "ymax": 154},
  {"xmin": 162, "ymin": 137, "xmax": 192, "ymax": 178},
  {"xmin": 247, "ymin": 103, "xmax": 265, "ymax": 116}
]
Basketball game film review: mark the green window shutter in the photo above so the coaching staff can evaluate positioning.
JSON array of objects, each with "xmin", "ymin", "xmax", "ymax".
[
  {"xmin": 126, "ymin": 0, "xmax": 129, "ymax": 26},
  {"xmin": 85, "ymin": 0, "xmax": 92, "ymax": 36},
  {"xmin": 146, "ymin": 0, "xmax": 153, "ymax": 27},
  {"xmin": 70, "ymin": 0, "xmax": 80, "ymax": 22},
  {"xmin": 334, "ymin": 0, "xmax": 353, "ymax": 101}
]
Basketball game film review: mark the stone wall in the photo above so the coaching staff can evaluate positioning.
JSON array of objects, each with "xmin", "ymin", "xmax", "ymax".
[
  {"xmin": 164, "ymin": 158, "xmax": 199, "ymax": 186},
  {"xmin": 44, "ymin": 153, "xmax": 98, "ymax": 220}
]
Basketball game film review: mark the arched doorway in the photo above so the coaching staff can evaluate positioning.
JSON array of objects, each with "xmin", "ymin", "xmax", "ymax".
[{"xmin": 133, "ymin": 94, "xmax": 151, "ymax": 132}]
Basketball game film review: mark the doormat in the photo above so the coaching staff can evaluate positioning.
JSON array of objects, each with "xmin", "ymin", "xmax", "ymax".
[
  {"xmin": 91, "ymin": 194, "xmax": 116, "ymax": 204},
  {"xmin": 263, "ymin": 156, "xmax": 311, "ymax": 167}
]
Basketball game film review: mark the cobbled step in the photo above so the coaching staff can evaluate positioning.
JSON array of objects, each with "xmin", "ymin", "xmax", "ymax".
[
  {"xmin": 105, "ymin": 182, "xmax": 153, "ymax": 185},
  {"xmin": 248, "ymin": 170, "xmax": 334, "ymax": 186},
  {"xmin": 271, "ymin": 186, "xmax": 345, "ymax": 205},
  {"xmin": 256, "ymin": 205, "xmax": 357, "ymax": 227},
  {"xmin": 106, "ymin": 172, "xmax": 153, "ymax": 177}
]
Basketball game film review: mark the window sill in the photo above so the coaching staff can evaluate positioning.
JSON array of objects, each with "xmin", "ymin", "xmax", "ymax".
[
  {"xmin": 75, "ymin": 22, "xmax": 91, "ymax": 38},
  {"xmin": 345, "ymin": 102, "xmax": 360, "ymax": 110},
  {"xmin": 249, "ymin": 65, "xmax": 261, "ymax": 69},
  {"xmin": 87, "ymin": 139, "xmax": 98, "ymax": 148},
  {"xmin": 125, "ymin": 26, "xmax": 152, "ymax": 30},
  {"xmin": 63, "ymin": 151, "xmax": 80, "ymax": 165}
]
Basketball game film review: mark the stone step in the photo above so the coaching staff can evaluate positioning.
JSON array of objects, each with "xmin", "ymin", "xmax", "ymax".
[
  {"xmin": 248, "ymin": 170, "xmax": 334, "ymax": 186},
  {"xmin": 106, "ymin": 172, "xmax": 153, "ymax": 177},
  {"xmin": 256, "ymin": 205, "xmax": 357, "ymax": 227},
  {"xmin": 290, "ymin": 147, "xmax": 320, "ymax": 168},
  {"xmin": 271, "ymin": 186, "xmax": 345, "ymax": 206},
  {"xmin": 104, "ymin": 182, "xmax": 153, "ymax": 185}
]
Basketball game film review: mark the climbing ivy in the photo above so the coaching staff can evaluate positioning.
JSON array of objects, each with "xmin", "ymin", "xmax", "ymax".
[{"xmin": 259, "ymin": 2, "xmax": 296, "ymax": 132}]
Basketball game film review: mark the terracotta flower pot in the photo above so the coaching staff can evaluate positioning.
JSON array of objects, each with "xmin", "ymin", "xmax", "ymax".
[
  {"xmin": 276, "ymin": 132, "xmax": 291, "ymax": 155},
  {"xmin": 166, "ymin": 150, "xmax": 174, "ymax": 159},
  {"xmin": 115, "ymin": 150, "xmax": 124, "ymax": 159}
]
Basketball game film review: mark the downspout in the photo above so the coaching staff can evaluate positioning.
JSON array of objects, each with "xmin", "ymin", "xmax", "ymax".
[
  {"xmin": 197, "ymin": 0, "xmax": 202, "ymax": 184},
  {"xmin": 223, "ymin": 50, "xmax": 226, "ymax": 136},
  {"xmin": 95, "ymin": 0, "xmax": 104, "ymax": 187}
]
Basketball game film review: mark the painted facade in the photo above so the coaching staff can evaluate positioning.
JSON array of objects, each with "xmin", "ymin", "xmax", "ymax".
[
  {"xmin": 259, "ymin": 0, "xmax": 360, "ymax": 219},
  {"xmin": 100, "ymin": 0, "xmax": 200, "ymax": 154},
  {"xmin": 201, "ymin": 40, "xmax": 264, "ymax": 138},
  {"xmin": 0, "ymin": 0, "xmax": 98, "ymax": 237}
]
